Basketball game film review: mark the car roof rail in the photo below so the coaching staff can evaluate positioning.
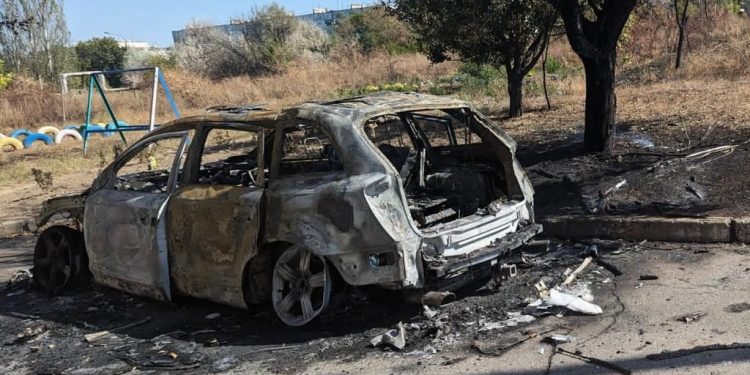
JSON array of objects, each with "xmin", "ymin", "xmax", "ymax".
[{"xmin": 206, "ymin": 104, "xmax": 267, "ymax": 113}]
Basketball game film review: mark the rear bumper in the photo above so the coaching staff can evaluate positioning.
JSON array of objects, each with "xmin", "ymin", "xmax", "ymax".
[
  {"xmin": 420, "ymin": 200, "xmax": 528, "ymax": 257},
  {"xmin": 424, "ymin": 223, "xmax": 542, "ymax": 278}
]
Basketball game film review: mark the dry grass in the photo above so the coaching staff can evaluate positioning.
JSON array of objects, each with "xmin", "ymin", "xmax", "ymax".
[
  {"xmin": 0, "ymin": 52, "xmax": 456, "ymax": 187},
  {"xmin": 0, "ymin": 53, "xmax": 457, "ymax": 135}
]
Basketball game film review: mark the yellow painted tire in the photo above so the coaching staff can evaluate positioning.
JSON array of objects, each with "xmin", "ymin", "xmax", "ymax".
[
  {"xmin": 37, "ymin": 126, "xmax": 60, "ymax": 137},
  {"xmin": 0, "ymin": 137, "xmax": 24, "ymax": 151}
]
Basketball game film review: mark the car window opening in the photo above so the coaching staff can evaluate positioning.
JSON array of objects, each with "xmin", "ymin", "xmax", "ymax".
[
  {"xmin": 278, "ymin": 124, "xmax": 342, "ymax": 176},
  {"xmin": 197, "ymin": 128, "xmax": 263, "ymax": 187},
  {"xmin": 364, "ymin": 108, "xmax": 510, "ymax": 229},
  {"xmin": 114, "ymin": 134, "xmax": 190, "ymax": 193}
]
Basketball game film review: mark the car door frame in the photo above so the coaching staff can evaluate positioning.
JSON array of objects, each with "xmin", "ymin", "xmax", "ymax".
[
  {"xmin": 83, "ymin": 130, "xmax": 192, "ymax": 301},
  {"xmin": 166, "ymin": 122, "xmax": 267, "ymax": 308}
]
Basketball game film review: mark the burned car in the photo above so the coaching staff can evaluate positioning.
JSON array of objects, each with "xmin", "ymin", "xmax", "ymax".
[{"xmin": 34, "ymin": 92, "xmax": 540, "ymax": 326}]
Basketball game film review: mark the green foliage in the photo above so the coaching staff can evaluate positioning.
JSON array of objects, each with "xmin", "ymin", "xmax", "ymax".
[
  {"xmin": 145, "ymin": 53, "xmax": 177, "ymax": 69},
  {"xmin": 0, "ymin": 58, "xmax": 13, "ymax": 91},
  {"xmin": 334, "ymin": 7, "xmax": 417, "ymax": 54},
  {"xmin": 75, "ymin": 37, "xmax": 127, "ymax": 85},
  {"xmin": 244, "ymin": 4, "xmax": 300, "ymax": 69},
  {"xmin": 395, "ymin": 0, "xmax": 557, "ymax": 116}
]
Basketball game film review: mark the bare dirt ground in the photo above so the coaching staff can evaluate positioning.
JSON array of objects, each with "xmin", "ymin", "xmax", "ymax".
[{"xmin": 1, "ymin": 238, "xmax": 749, "ymax": 374}]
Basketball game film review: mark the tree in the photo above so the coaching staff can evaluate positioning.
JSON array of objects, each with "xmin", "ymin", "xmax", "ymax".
[
  {"xmin": 334, "ymin": 6, "xmax": 416, "ymax": 54},
  {"xmin": 673, "ymin": 0, "xmax": 691, "ymax": 69},
  {"xmin": 395, "ymin": 0, "xmax": 557, "ymax": 117},
  {"xmin": 0, "ymin": 0, "xmax": 69, "ymax": 83},
  {"xmin": 74, "ymin": 37, "xmax": 127, "ymax": 85},
  {"xmin": 549, "ymin": 0, "xmax": 637, "ymax": 152}
]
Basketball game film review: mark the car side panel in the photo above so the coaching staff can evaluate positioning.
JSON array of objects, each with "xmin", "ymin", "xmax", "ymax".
[
  {"xmin": 167, "ymin": 184, "xmax": 263, "ymax": 308},
  {"xmin": 84, "ymin": 190, "xmax": 171, "ymax": 301},
  {"xmin": 264, "ymin": 171, "xmax": 420, "ymax": 287}
]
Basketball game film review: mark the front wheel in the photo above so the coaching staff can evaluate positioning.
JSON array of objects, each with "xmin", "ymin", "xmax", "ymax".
[
  {"xmin": 33, "ymin": 226, "xmax": 89, "ymax": 293},
  {"xmin": 271, "ymin": 245, "xmax": 332, "ymax": 326}
]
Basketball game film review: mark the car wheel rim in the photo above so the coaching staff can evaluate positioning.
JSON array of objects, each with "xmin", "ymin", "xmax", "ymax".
[
  {"xmin": 34, "ymin": 230, "xmax": 72, "ymax": 292},
  {"xmin": 271, "ymin": 246, "xmax": 332, "ymax": 326}
]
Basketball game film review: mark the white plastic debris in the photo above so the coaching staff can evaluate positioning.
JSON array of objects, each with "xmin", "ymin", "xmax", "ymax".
[
  {"xmin": 479, "ymin": 312, "xmax": 536, "ymax": 331},
  {"xmin": 422, "ymin": 305, "xmax": 438, "ymax": 320},
  {"xmin": 370, "ymin": 322, "xmax": 406, "ymax": 350},
  {"xmin": 545, "ymin": 289, "xmax": 603, "ymax": 315},
  {"xmin": 205, "ymin": 313, "xmax": 221, "ymax": 320}
]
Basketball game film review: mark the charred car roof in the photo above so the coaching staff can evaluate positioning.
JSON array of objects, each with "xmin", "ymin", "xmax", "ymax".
[{"xmin": 157, "ymin": 92, "xmax": 472, "ymax": 133}]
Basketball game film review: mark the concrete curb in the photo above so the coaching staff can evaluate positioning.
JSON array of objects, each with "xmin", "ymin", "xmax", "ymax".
[{"xmin": 540, "ymin": 215, "xmax": 750, "ymax": 243}]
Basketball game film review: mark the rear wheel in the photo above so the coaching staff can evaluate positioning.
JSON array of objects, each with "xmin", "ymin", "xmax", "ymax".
[
  {"xmin": 33, "ymin": 226, "xmax": 89, "ymax": 293},
  {"xmin": 271, "ymin": 245, "xmax": 332, "ymax": 326}
]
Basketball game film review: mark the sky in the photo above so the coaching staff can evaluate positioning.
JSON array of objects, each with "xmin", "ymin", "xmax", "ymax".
[{"xmin": 64, "ymin": 0, "xmax": 374, "ymax": 47}]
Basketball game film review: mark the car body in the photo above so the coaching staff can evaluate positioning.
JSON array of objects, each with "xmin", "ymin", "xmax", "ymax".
[{"xmin": 35, "ymin": 92, "xmax": 540, "ymax": 326}]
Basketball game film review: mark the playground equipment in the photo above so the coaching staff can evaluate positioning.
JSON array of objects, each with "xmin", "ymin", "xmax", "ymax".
[
  {"xmin": 59, "ymin": 67, "xmax": 180, "ymax": 153},
  {"xmin": 0, "ymin": 137, "xmax": 23, "ymax": 151}
]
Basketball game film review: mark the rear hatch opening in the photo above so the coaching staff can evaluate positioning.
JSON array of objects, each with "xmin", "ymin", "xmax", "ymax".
[{"xmin": 364, "ymin": 108, "xmax": 528, "ymax": 256}]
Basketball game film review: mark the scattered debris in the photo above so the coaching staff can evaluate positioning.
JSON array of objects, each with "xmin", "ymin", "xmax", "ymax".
[
  {"xmin": 557, "ymin": 347, "xmax": 632, "ymax": 375},
  {"xmin": 543, "ymin": 334, "xmax": 576, "ymax": 344},
  {"xmin": 422, "ymin": 305, "xmax": 438, "ymax": 320},
  {"xmin": 676, "ymin": 312, "xmax": 706, "ymax": 323},
  {"xmin": 422, "ymin": 291, "xmax": 456, "ymax": 307},
  {"xmin": 473, "ymin": 329, "xmax": 554, "ymax": 356},
  {"xmin": 478, "ymin": 312, "xmax": 536, "ymax": 331},
  {"xmin": 3, "ymin": 325, "xmax": 48, "ymax": 346},
  {"xmin": 594, "ymin": 179, "xmax": 627, "ymax": 212},
  {"xmin": 210, "ymin": 356, "xmax": 239, "ymax": 373},
  {"xmin": 724, "ymin": 303, "xmax": 750, "ymax": 313},
  {"xmin": 544, "ymin": 289, "xmax": 603, "ymax": 315},
  {"xmin": 440, "ymin": 356, "xmax": 467, "ymax": 366},
  {"xmin": 647, "ymin": 342, "xmax": 750, "ymax": 361},
  {"xmin": 561, "ymin": 256, "xmax": 593, "ymax": 286},
  {"xmin": 370, "ymin": 322, "xmax": 406, "ymax": 350},
  {"xmin": 583, "ymin": 245, "xmax": 623, "ymax": 276},
  {"xmin": 84, "ymin": 316, "xmax": 152, "ymax": 343},
  {"xmin": 639, "ymin": 275, "xmax": 659, "ymax": 281}
]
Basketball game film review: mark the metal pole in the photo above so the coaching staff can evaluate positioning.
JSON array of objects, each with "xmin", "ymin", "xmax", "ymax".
[
  {"xmin": 149, "ymin": 67, "xmax": 160, "ymax": 132},
  {"xmin": 60, "ymin": 74, "xmax": 67, "ymax": 123}
]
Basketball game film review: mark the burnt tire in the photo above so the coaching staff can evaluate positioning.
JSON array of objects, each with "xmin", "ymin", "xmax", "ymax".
[{"xmin": 33, "ymin": 226, "xmax": 90, "ymax": 293}]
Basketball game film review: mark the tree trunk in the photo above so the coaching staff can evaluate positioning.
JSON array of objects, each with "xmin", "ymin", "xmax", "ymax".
[
  {"xmin": 507, "ymin": 71, "xmax": 523, "ymax": 118},
  {"xmin": 674, "ymin": 0, "xmax": 689, "ymax": 69},
  {"xmin": 581, "ymin": 54, "xmax": 617, "ymax": 152}
]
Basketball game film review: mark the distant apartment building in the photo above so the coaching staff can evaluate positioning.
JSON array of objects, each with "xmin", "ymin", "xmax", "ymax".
[{"xmin": 172, "ymin": 4, "xmax": 372, "ymax": 45}]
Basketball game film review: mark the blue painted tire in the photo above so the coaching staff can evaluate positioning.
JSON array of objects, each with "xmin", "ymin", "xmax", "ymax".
[
  {"xmin": 10, "ymin": 128, "xmax": 32, "ymax": 139},
  {"xmin": 80, "ymin": 124, "xmax": 107, "ymax": 138},
  {"xmin": 105, "ymin": 123, "xmax": 119, "ymax": 137},
  {"xmin": 22, "ymin": 133, "xmax": 54, "ymax": 148}
]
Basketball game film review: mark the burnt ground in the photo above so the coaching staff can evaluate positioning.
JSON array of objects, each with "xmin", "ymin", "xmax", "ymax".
[
  {"xmin": 516, "ymin": 122, "xmax": 750, "ymax": 218},
  {"xmin": 1, "ymin": 239, "xmax": 622, "ymax": 374},
  {"xmin": 2, "ymin": 239, "xmax": 749, "ymax": 374}
]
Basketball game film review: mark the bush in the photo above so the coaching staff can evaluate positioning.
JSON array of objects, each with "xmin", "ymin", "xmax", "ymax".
[
  {"xmin": 175, "ymin": 5, "xmax": 331, "ymax": 78},
  {"xmin": 334, "ymin": 7, "xmax": 417, "ymax": 55},
  {"xmin": 0, "ymin": 59, "xmax": 13, "ymax": 92}
]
